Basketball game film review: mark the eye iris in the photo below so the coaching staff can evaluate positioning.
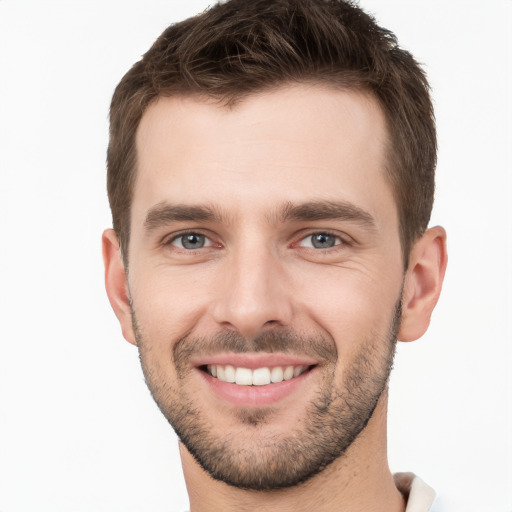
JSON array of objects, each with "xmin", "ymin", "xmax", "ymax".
[
  {"xmin": 182, "ymin": 234, "xmax": 205, "ymax": 249},
  {"xmin": 311, "ymin": 233, "xmax": 336, "ymax": 249}
]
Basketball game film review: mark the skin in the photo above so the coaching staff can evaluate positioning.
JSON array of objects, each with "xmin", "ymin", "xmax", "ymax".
[{"xmin": 103, "ymin": 84, "xmax": 447, "ymax": 511}]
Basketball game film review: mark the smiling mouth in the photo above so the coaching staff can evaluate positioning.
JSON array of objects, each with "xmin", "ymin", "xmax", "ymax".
[{"xmin": 201, "ymin": 364, "xmax": 315, "ymax": 386}]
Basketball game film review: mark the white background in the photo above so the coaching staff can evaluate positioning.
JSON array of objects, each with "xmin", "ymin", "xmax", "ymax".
[{"xmin": 0, "ymin": 1, "xmax": 511, "ymax": 511}]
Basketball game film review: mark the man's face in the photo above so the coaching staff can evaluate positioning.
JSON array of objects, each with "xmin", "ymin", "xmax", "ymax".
[{"xmin": 126, "ymin": 85, "xmax": 405, "ymax": 489}]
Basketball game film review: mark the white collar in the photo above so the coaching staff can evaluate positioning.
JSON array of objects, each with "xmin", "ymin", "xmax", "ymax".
[{"xmin": 394, "ymin": 472, "xmax": 437, "ymax": 512}]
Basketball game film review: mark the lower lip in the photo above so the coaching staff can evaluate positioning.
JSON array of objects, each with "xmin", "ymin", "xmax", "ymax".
[{"xmin": 196, "ymin": 367, "xmax": 315, "ymax": 407}]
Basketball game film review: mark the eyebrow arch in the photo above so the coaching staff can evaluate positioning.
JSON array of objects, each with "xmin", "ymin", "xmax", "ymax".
[
  {"xmin": 278, "ymin": 200, "xmax": 376, "ymax": 229},
  {"xmin": 144, "ymin": 199, "xmax": 376, "ymax": 233},
  {"xmin": 144, "ymin": 202, "xmax": 222, "ymax": 232}
]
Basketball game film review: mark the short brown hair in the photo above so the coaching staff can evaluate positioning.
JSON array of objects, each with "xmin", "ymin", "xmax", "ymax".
[{"xmin": 108, "ymin": 0, "xmax": 436, "ymax": 265}]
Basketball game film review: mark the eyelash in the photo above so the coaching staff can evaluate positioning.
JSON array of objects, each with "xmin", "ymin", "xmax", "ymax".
[
  {"xmin": 163, "ymin": 230, "xmax": 217, "ymax": 251},
  {"xmin": 163, "ymin": 229, "xmax": 350, "ymax": 253},
  {"xmin": 294, "ymin": 230, "xmax": 350, "ymax": 251}
]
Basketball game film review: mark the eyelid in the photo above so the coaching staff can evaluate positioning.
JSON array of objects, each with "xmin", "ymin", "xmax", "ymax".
[
  {"xmin": 294, "ymin": 229, "xmax": 352, "ymax": 248},
  {"xmin": 162, "ymin": 229, "xmax": 219, "ymax": 249},
  {"xmin": 173, "ymin": 235, "xmax": 212, "ymax": 249},
  {"xmin": 299, "ymin": 233, "xmax": 341, "ymax": 249},
  {"xmin": 159, "ymin": 228, "xmax": 353, "ymax": 252}
]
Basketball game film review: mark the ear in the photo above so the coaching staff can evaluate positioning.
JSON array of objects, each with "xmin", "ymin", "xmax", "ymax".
[
  {"xmin": 102, "ymin": 229, "xmax": 137, "ymax": 345},
  {"xmin": 398, "ymin": 226, "xmax": 448, "ymax": 342}
]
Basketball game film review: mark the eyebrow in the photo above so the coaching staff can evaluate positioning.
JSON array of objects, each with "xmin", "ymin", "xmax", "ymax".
[
  {"xmin": 144, "ymin": 199, "xmax": 376, "ymax": 232},
  {"xmin": 144, "ymin": 202, "xmax": 222, "ymax": 232},
  {"xmin": 277, "ymin": 200, "xmax": 376, "ymax": 229}
]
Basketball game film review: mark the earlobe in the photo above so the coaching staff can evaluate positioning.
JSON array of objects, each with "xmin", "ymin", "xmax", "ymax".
[
  {"xmin": 102, "ymin": 229, "xmax": 137, "ymax": 345},
  {"xmin": 398, "ymin": 226, "xmax": 448, "ymax": 342}
]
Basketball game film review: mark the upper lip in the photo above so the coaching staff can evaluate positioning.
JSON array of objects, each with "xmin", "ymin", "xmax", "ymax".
[{"xmin": 191, "ymin": 352, "xmax": 318, "ymax": 370}]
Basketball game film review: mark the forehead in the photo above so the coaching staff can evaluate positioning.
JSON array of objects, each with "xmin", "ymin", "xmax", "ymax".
[{"xmin": 132, "ymin": 85, "xmax": 396, "ymax": 228}]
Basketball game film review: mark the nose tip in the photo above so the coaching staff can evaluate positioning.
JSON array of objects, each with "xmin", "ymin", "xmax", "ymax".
[
  {"xmin": 213, "ymin": 290, "xmax": 291, "ymax": 340},
  {"xmin": 211, "ymin": 252, "xmax": 293, "ymax": 339}
]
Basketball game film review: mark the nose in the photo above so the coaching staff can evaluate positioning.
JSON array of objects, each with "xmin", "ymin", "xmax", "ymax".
[{"xmin": 212, "ymin": 244, "xmax": 293, "ymax": 339}]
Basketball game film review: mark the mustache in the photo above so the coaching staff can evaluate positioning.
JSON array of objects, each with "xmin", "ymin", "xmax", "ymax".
[{"xmin": 173, "ymin": 329, "xmax": 338, "ymax": 369}]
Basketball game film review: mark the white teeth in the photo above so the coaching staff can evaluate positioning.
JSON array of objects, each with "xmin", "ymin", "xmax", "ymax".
[
  {"xmin": 283, "ymin": 366, "xmax": 294, "ymax": 380},
  {"xmin": 224, "ymin": 365, "xmax": 236, "ymax": 383},
  {"xmin": 207, "ymin": 364, "xmax": 309, "ymax": 386},
  {"xmin": 252, "ymin": 367, "xmax": 271, "ymax": 386},
  {"xmin": 235, "ymin": 367, "xmax": 253, "ymax": 385},
  {"xmin": 270, "ymin": 366, "xmax": 284, "ymax": 383}
]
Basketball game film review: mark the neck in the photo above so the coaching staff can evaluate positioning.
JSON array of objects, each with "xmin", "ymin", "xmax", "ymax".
[{"xmin": 180, "ymin": 391, "xmax": 406, "ymax": 512}]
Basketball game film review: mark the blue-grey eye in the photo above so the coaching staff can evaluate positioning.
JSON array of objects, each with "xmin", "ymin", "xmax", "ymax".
[
  {"xmin": 173, "ymin": 233, "xmax": 208, "ymax": 249},
  {"xmin": 310, "ymin": 233, "xmax": 338, "ymax": 249}
]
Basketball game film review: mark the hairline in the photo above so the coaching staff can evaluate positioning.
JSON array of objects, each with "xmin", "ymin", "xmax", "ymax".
[{"xmin": 119, "ymin": 81, "xmax": 413, "ymax": 269}]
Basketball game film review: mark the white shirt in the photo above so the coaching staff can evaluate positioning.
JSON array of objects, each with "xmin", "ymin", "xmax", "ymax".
[
  {"xmin": 182, "ymin": 472, "xmax": 440, "ymax": 512},
  {"xmin": 395, "ymin": 472, "xmax": 439, "ymax": 512}
]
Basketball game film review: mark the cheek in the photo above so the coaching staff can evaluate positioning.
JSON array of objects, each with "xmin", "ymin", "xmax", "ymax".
[
  {"xmin": 130, "ymin": 265, "xmax": 213, "ymax": 348},
  {"xmin": 294, "ymin": 266, "xmax": 402, "ymax": 356}
]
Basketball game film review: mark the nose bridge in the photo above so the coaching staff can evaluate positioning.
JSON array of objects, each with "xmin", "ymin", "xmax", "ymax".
[{"xmin": 212, "ymin": 237, "xmax": 292, "ymax": 337}]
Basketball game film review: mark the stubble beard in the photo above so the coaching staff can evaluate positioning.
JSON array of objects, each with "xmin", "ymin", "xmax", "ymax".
[{"xmin": 133, "ymin": 299, "xmax": 401, "ymax": 491}]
